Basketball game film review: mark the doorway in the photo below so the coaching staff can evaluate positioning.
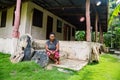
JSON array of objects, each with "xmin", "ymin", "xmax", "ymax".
[
  {"xmin": 63, "ymin": 24, "xmax": 68, "ymax": 40},
  {"xmin": 63, "ymin": 24, "xmax": 71, "ymax": 41},
  {"xmin": 68, "ymin": 25, "xmax": 71, "ymax": 41},
  {"xmin": 46, "ymin": 16, "xmax": 53, "ymax": 39}
]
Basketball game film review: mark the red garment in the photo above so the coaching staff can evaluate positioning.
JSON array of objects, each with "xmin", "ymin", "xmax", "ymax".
[{"xmin": 47, "ymin": 51, "xmax": 59, "ymax": 60}]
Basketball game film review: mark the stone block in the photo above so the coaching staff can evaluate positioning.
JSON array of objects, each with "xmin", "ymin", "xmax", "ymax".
[{"xmin": 31, "ymin": 50, "xmax": 49, "ymax": 67}]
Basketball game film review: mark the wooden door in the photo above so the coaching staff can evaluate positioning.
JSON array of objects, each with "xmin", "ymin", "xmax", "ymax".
[
  {"xmin": 46, "ymin": 16, "xmax": 53, "ymax": 39},
  {"xmin": 68, "ymin": 26, "xmax": 71, "ymax": 41},
  {"xmin": 63, "ymin": 24, "xmax": 71, "ymax": 41},
  {"xmin": 63, "ymin": 24, "xmax": 68, "ymax": 40}
]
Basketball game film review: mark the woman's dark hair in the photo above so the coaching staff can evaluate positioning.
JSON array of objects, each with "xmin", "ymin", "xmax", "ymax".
[{"xmin": 49, "ymin": 32, "xmax": 55, "ymax": 36}]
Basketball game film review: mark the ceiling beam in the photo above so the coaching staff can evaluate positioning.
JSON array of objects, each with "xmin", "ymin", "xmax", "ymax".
[
  {"xmin": 0, "ymin": 0, "xmax": 15, "ymax": 5},
  {"xmin": 69, "ymin": 0, "xmax": 75, "ymax": 5},
  {"xmin": 47, "ymin": 6, "xmax": 85, "ymax": 10},
  {"xmin": 0, "ymin": 3, "xmax": 8, "ymax": 7},
  {"xmin": 41, "ymin": 0, "xmax": 53, "ymax": 7},
  {"xmin": 54, "ymin": 0, "xmax": 62, "ymax": 6},
  {"xmin": 58, "ymin": 13, "xmax": 85, "ymax": 16}
]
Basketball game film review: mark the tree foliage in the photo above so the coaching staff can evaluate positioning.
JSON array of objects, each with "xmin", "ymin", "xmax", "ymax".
[
  {"xmin": 109, "ymin": 4, "xmax": 120, "ymax": 26},
  {"xmin": 114, "ymin": 27, "xmax": 120, "ymax": 48},
  {"xmin": 104, "ymin": 32, "xmax": 111, "ymax": 47},
  {"xmin": 104, "ymin": 1, "xmax": 120, "ymax": 48}
]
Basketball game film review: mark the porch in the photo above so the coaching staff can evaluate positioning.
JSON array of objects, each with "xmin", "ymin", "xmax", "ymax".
[
  {"xmin": 0, "ymin": 0, "xmax": 108, "ymax": 42},
  {"xmin": 0, "ymin": 0, "xmax": 108, "ymax": 71}
]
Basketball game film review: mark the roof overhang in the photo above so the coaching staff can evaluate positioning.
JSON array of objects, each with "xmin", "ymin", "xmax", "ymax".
[{"xmin": 0, "ymin": 0, "xmax": 109, "ymax": 32}]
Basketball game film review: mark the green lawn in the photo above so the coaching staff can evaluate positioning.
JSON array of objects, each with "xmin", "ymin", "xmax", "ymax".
[{"xmin": 0, "ymin": 53, "xmax": 120, "ymax": 80}]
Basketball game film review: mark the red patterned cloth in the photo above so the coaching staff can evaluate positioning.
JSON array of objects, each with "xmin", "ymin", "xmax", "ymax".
[{"xmin": 47, "ymin": 51, "xmax": 59, "ymax": 60}]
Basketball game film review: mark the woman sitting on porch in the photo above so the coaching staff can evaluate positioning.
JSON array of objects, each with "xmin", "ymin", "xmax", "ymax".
[{"xmin": 45, "ymin": 32, "xmax": 60, "ymax": 64}]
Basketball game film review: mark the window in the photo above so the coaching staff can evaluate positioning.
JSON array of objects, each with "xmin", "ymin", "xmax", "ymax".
[
  {"xmin": 32, "ymin": 9, "xmax": 43, "ymax": 27},
  {"xmin": 57, "ymin": 19, "xmax": 62, "ymax": 33},
  {"xmin": 72, "ymin": 28, "xmax": 75, "ymax": 36},
  {"xmin": 0, "ymin": 10, "xmax": 7, "ymax": 27}
]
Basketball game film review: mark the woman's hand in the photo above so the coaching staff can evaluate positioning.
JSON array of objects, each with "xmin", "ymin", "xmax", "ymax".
[
  {"xmin": 52, "ymin": 51, "xmax": 56, "ymax": 54},
  {"xmin": 49, "ymin": 51, "xmax": 56, "ymax": 55},
  {"xmin": 50, "ymin": 50, "xmax": 53, "ymax": 54}
]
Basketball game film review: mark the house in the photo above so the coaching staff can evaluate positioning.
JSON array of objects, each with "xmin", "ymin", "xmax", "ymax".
[
  {"xmin": 0, "ymin": 1, "xmax": 76, "ymax": 40},
  {"xmin": 0, "ymin": 0, "xmax": 108, "ymax": 54}
]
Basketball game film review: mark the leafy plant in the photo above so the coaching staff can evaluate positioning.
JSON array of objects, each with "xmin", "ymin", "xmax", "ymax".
[
  {"xmin": 103, "ymin": 32, "xmax": 112, "ymax": 47},
  {"xmin": 75, "ymin": 31, "xmax": 85, "ymax": 41},
  {"xmin": 109, "ymin": 4, "xmax": 120, "ymax": 26},
  {"xmin": 114, "ymin": 27, "xmax": 120, "ymax": 49}
]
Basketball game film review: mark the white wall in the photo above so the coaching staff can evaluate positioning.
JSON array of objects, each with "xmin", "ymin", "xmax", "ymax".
[
  {"xmin": 25, "ymin": 1, "xmax": 76, "ymax": 40},
  {"xmin": 0, "ymin": 1, "xmax": 76, "ymax": 54},
  {"xmin": 0, "ymin": 8, "xmax": 13, "ymax": 38},
  {"xmin": 0, "ymin": 2, "xmax": 29, "ymax": 54},
  {"xmin": 0, "ymin": 2, "xmax": 28, "ymax": 38},
  {"xmin": 0, "ymin": 1, "xmax": 76, "ymax": 40},
  {"xmin": 0, "ymin": 38, "xmax": 14, "ymax": 54}
]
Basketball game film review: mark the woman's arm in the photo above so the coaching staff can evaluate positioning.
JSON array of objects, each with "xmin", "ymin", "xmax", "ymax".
[
  {"xmin": 45, "ymin": 44, "xmax": 51, "ymax": 52},
  {"xmin": 55, "ymin": 42, "xmax": 59, "ymax": 52}
]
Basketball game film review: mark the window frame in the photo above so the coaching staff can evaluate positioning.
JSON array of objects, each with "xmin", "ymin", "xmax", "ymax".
[
  {"xmin": 0, "ymin": 10, "xmax": 7, "ymax": 28},
  {"xmin": 72, "ymin": 27, "xmax": 75, "ymax": 37},
  {"xmin": 56, "ymin": 19, "xmax": 62, "ymax": 33},
  {"xmin": 32, "ymin": 8, "xmax": 43, "ymax": 28}
]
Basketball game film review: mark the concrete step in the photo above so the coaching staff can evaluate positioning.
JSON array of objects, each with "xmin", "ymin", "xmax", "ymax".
[{"xmin": 47, "ymin": 59, "xmax": 88, "ymax": 71}]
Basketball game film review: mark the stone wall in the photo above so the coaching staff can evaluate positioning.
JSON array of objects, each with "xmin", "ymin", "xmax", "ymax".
[{"xmin": 32, "ymin": 40, "xmax": 101, "ymax": 61}]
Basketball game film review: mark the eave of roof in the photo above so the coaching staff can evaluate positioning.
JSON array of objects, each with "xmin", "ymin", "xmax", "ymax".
[{"xmin": 0, "ymin": 0, "xmax": 109, "ymax": 32}]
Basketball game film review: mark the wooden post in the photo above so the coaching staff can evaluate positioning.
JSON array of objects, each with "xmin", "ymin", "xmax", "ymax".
[
  {"xmin": 12, "ymin": 0, "xmax": 21, "ymax": 38},
  {"xmin": 99, "ymin": 25, "xmax": 103, "ymax": 43},
  {"xmin": 86, "ymin": 0, "xmax": 91, "ymax": 41},
  {"xmin": 11, "ymin": 0, "xmax": 21, "ymax": 54},
  {"xmin": 95, "ymin": 14, "xmax": 98, "ymax": 42}
]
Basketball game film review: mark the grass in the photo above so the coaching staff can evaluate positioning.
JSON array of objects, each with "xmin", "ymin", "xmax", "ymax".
[
  {"xmin": 68, "ymin": 54, "xmax": 120, "ymax": 80},
  {"xmin": 0, "ymin": 53, "xmax": 72, "ymax": 80},
  {"xmin": 0, "ymin": 52, "xmax": 120, "ymax": 80}
]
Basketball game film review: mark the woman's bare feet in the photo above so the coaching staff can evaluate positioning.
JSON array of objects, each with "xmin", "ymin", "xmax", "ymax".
[{"xmin": 55, "ymin": 60, "xmax": 60, "ymax": 65}]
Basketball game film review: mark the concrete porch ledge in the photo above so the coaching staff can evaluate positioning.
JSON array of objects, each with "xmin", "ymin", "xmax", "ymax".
[
  {"xmin": 0, "ymin": 38, "xmax": 101, "ymax": 71},
  {"xmin": 32, "ymin": 40, "xmax": 101, "ymax": 61}
]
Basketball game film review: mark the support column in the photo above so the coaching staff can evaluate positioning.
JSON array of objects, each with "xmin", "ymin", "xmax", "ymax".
[
  {"xmin": 12, "ymin": 0, "xmax": 21, "ymax": 38},
  {"xmin": 11, "ymin": 0, "xmax": 21, "ymax": 54},
  {"xmin": 99, "ymin": 25, "xmax": 104, "ymax": 43},
  {"xmin": 95, "ymin": 14, "xmax": 98, "ymax": 42},
  {"xmin": 86, "ymin": 0, "xmax": 91, "ymax": 41}
]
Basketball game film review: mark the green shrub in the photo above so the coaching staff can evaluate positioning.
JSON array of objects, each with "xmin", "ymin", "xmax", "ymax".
[{"xmin": 75, "ymin": 31, "xmax": 85, "ymax": 41}]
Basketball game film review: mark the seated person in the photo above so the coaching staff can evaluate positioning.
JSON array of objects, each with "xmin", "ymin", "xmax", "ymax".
[{"xmin": 45, "ymin": 32, "xmax": 60, "ymax": 64}]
